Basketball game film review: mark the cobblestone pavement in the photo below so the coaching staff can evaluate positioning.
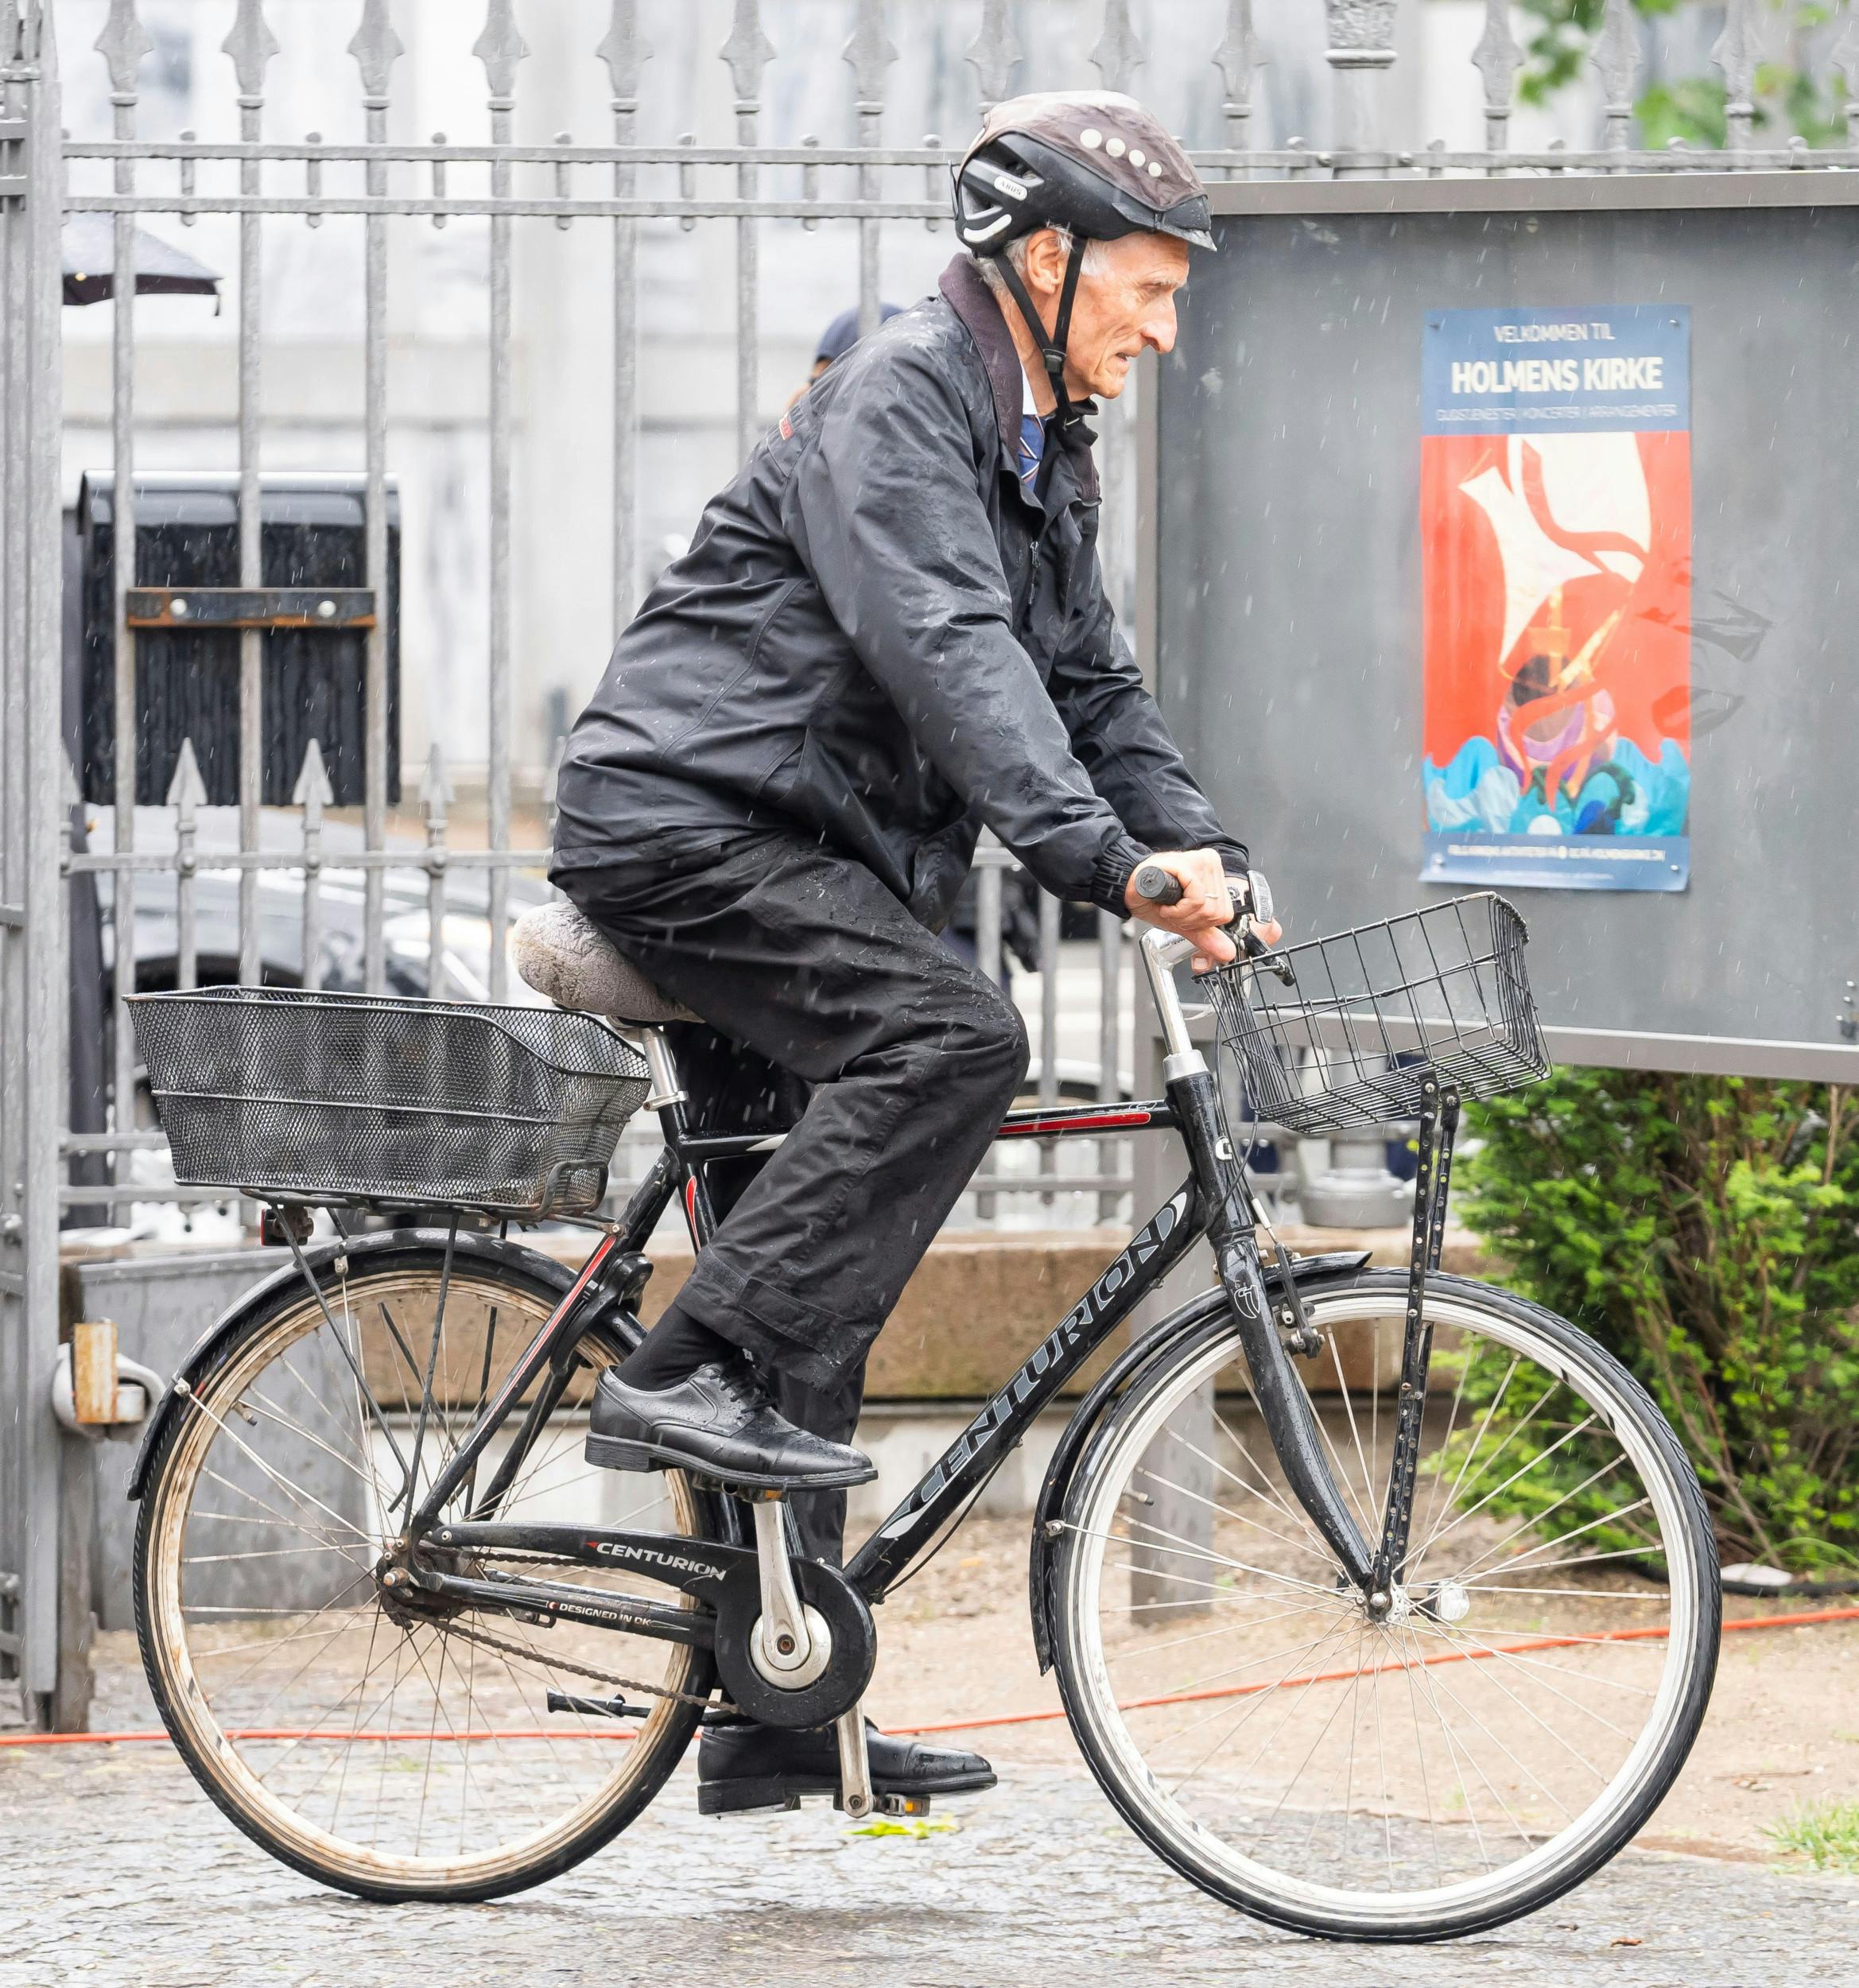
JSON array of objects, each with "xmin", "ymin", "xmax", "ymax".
[{"xmin": 2, "ymin": 1734, "xmax": 1853, "ymax": 1988}]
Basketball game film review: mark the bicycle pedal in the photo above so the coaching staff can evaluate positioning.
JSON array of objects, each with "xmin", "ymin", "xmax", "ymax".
[
  {"xmin": 545, "ymin": 1688, "xmax": 640, "ymax": 1721},
  {"xmin": 835, "ymin": 1792, "xmax": 931, "ymax": 1819},
  {"xmin": 697, "ymin": 1778, "xmax": 802, "ymax": 1817}
]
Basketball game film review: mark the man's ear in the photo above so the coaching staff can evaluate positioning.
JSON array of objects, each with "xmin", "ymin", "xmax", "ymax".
[{"xmin": 1019, "ymin": 226, "xmax": 1070, "ymax": 301}]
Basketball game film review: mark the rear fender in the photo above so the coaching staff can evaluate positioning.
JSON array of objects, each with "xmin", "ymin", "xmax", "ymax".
[
  {"xmin": 126, "ymin": 1228, "xmax": 646, "ymax": 1501},
  {"xmin": 1027, "ymin": 1251, "xmax": 1371, "ymax": 1672}
]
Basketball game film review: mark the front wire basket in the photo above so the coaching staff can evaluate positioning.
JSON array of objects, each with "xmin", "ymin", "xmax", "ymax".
[
  {"xmin": 130, "ymin": 986, "xmax": 653, "ymax": 1219},
  {"xmin": 1205, "ymin": 892, "xmax": 1549, "ymax": 1136}
]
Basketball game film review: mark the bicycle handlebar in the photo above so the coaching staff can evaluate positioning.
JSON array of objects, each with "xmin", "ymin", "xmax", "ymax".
[{"xmin": 1131, "ymin": 864, "xmax": 1288, "ymax": 982}]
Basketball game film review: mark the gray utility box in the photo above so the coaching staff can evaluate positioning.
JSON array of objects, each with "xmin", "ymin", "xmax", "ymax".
[
  {"xmin": 1146, "ymin": 174, "xmax": 1859, "ymax": 1081},
  {"xmin": 74, "ymin": 473, "xmax": 400, "ymax": 810}
]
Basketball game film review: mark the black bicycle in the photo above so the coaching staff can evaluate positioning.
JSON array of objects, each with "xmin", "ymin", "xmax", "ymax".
[{"xmin": 125, "ymin": 886, "xmax": 1718, "ymax": 1941}]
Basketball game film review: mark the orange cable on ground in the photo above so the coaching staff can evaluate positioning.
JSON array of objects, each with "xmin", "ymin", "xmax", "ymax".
[
  {"xmin": 876, "ymin": 1602, "xmax": 1859, "ymax": 1739},
  {"xmin": 0, "ymin": 1727, "xmax": 638, "ymax": 1747},
  {"xmin": 2, "ymin": 1605, "xmax": 1855, "ymax": 1749}
]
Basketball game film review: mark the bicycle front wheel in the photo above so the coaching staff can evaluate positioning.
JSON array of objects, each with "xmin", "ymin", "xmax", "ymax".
[
  {"xmin": 134, "ymin": 1241, "xmax": 721, "ymax": 1902},
  {"xmin": 1051, "ymin": 1271, "xmax": 1719, "ymax": 1941}
]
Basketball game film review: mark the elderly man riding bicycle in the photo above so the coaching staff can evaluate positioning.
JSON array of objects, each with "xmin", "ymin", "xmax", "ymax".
[{"xmin": 550, "ymin": 91, "xmax": 1269, "ymax": 1817}]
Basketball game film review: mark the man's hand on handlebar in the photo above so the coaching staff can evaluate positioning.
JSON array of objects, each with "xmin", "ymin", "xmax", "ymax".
[{"xmin": 1123, "ymin": 850, "xmax": 1283, "ymax": 973}]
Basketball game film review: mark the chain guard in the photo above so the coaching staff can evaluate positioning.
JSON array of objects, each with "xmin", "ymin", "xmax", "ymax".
[{"xmin": 711, "ymin": 1556, "xmax": 876, "ymax": 1730}]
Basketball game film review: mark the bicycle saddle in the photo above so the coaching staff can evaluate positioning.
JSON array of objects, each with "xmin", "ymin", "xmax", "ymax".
[{"xmin": 510, "ymin": 899, "xmax": 697, "ymax": 1027}]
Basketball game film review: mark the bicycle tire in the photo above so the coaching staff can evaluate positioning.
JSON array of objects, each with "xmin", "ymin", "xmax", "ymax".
[
  {"xmin": 134, "ymin": 1240, "xmax": 724, "ymax": 1903},
  {"xmin": 1050, "ymin": 1270, "xmax": 1720, "ymax": 1942}
]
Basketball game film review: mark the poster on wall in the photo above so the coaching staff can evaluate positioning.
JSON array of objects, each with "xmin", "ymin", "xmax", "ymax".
[{"xmin": 1420, "ymin": 305, "xmax": 1692, "ymax": 891}]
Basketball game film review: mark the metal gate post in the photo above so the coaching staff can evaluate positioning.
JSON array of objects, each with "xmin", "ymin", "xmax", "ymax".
[
  {"xmin": 1325, "ymin": 0, "xmax": 1399, "ymax": 170},
  {"xmin": 0, "ymin": 0, "xmax": 70, "ymax": 1729}
]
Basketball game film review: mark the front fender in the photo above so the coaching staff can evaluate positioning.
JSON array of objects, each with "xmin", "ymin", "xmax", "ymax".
[
  {"xmin": 1027, "ymin": 1250, "xmax": 1371, "ymax": 1672},
  {"xmin": 126, "ymin": 1227, "xmax": 634, "ymax": 1501}
]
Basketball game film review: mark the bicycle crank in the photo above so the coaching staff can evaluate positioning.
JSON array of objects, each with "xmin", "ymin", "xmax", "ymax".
[{"xmin": 711, "ymin": 1497, "xmax": 876, "ymax": 1730}]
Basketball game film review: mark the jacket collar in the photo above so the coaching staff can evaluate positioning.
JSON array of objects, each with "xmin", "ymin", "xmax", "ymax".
[{"xmin": 938, "ymin": 255, "xmax": 1099, "ymax": 507}]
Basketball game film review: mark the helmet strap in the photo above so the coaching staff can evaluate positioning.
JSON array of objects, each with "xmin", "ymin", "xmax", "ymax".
[{"xmin": 990, "ymin": 233, "xmax": 1089, "ymax": 437}]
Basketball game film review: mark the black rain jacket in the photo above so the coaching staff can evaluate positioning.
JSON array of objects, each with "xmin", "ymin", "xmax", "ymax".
[{"xmin": 553, "ymin": 254, "xmax": 1245, "ymax": 926}]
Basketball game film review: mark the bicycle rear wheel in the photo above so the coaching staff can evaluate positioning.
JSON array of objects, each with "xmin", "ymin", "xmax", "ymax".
[
  {"xmin": 1050, "ymin": 1271, "xmax": 1719, "ymax": 1941},
  {"xmin": 134, "ymin": 1241, "xmax": 721, "ymax": 1901}
]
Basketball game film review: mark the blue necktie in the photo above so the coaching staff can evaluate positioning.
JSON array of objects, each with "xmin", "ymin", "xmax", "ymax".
[{"xmin": 1018, "ymin": 410, "xmax": 1045, "ymax": 499}]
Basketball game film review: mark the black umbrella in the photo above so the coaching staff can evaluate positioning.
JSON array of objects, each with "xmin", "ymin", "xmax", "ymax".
[{"xmin": 61, "ymin": 211, "xmax": 221, "ymax": 308}]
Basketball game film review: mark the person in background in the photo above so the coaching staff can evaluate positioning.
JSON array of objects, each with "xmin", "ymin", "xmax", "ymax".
[{"xmin": 787, "ymin": 301, "xmax": 903, "ymax": 409}]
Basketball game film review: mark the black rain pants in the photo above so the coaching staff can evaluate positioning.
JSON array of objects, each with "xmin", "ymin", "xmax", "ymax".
[{"xmin": 558, "ymin": 830, "xmax": 1030, "ymax": 1563}]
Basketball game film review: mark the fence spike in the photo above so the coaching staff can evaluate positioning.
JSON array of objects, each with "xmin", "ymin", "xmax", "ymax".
[
  {"xmin": 596, "ymin": 0, "xmax": 652, "ymax": 103},
  {"xmin": 1213, "ymin": 0, "xmax": 1265, "ymax": 139},
  {"xmin": 1090, "ymin": 0, "xmax": 1146, "ymax": 94},
  {"xmin": 473, "ymin": 0, "xmax": 529, "ymax": 106},
  {"xmin": 95, "ymin": 0, "xmax": 152, "ymax": 98},
  {"xmin": 1595, "ymin": 0, "xmax": 1641, "ymax": 153},
  {"xmin": 720, "ymin": 0, "xmax": 775, "ymax": 104},
  {"xmin": 291, "ymin": 736, "xmax": 334, "ymax": 816},
  {"xmin": 347, "ymin": 0, "xmax": 403, "ymax": 106},
  {"xmin": 1471, "ymin": 0, "xmax": 1520, "ymax": 153},
  {"xmin": 419, "ymin": 741, "xmax": 455, "ymax": 817},
  {"xmin": 1712, "ymin": 0, "xmax": 1758, "ymax": 152},
  {"xmin": 295, "ymin": 740, "xmax": 330, "ymax": 990},
  {"xmin": 841, "ymin": 0, "xmax": 898, "ymax": 107},
  {"xmin": 965, "ymin": 0, "xmax": 1021, "ymax": 114},
  {"xmin": 221, "ymin": 0, "xmax": 279, "ymax": 103},
  {"xmin": 165, "ymin": 738, "xmax": 208, "ymax": 818},
  {"xmin": 1834, "ymin": 6, "xmax": 1859, "ymax": 149}
]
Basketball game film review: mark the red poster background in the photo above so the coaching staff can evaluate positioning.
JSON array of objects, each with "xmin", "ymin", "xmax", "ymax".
[{"xmin": 1422, "ymin": 431, "xmax": 1692, "ymax": 772}]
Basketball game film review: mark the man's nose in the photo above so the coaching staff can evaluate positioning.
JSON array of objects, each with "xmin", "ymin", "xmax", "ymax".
[{"xmin": 1141, "ymin": 300, "xmax": 1178, "ymax": 355}]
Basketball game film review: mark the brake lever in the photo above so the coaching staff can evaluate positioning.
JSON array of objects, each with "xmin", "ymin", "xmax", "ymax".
[{"xmin": 1239, "ymin": 920, "xmax": 1296, "ymax": 988}]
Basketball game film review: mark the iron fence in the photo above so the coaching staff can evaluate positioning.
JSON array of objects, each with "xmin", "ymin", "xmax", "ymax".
[
  {"xmin": 2, "ymin": 0, "xmax": 66, "ymax": 1722},
  {"xmin": 6, "ymin": 0, "xmax": 1859, "ymax": 1721}
]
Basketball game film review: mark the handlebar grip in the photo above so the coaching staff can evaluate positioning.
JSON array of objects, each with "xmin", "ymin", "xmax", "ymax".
[
  {"xmin": 1131, "ymin": 862, "xmax": 1185, "ymax": 908},
  {"xmin": 1132, "ymin": 864, "xmax": 1256, "ymax": 926}
]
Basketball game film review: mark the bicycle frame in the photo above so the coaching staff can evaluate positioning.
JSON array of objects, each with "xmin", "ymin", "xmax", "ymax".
[{"xmin": 404, "ymin": 928, "xmax": 1411, "ymax": 1629}]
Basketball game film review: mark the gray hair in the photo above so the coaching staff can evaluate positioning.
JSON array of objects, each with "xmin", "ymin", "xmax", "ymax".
[{"xmin": 974, "ymin": 223, "xmax": 1110, "ymax": 301}]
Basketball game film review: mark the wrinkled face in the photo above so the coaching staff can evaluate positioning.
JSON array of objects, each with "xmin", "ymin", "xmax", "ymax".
[{"xmin": 1020, "ymin": 227, "xmax": 1190, "ymax": 400}]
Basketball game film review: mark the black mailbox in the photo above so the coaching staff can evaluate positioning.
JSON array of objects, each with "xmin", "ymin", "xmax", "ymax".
[{"xmin": 76, "ymin": 472, "xmax": 400, "ymax": 807}]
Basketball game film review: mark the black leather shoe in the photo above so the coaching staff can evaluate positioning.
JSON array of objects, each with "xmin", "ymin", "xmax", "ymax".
[
  {"xmin": 697, "ymin": 1716, "xmax": 996, "ymax": 1815},
  {"xmin": 584, "ymin": 1360, "xmax": 877, "ymax": 1491}
]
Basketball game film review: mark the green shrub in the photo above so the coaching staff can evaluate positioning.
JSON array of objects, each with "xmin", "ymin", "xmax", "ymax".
[{"xmin": 1453, "ymin": 1070, "xmax": 1859, "ymax": 1575}]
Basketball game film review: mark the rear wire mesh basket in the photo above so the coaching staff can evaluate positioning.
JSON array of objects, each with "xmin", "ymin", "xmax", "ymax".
[
  {"xmin": 1205, "ymin": 892, "xmax": 1549, "ymax": 1136},
  {"xmin": 131, "ymin": 987, "xmax": 653, "ymax": 1219}
]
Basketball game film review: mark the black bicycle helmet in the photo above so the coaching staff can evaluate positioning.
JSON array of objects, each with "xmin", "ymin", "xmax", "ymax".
[{"xmin": 953, "ymin": 92, "xmax": 1213, "ymax": 429}]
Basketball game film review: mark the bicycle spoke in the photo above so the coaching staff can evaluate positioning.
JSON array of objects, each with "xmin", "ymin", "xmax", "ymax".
[
  {"xmin": 1211, "ymin": 1403, "xmax": 1335, "ymax": 1556},
  {"xmin": 1408, "ymin": 1414, "xmax": 1604, "ymax": 1571},
  {"xmin": 1072, "ymin": 1518, "xmax": 1344, "ymax": 1600},
  {"xmin": 1450, "ymin": 1496, "xmax": 1653, "ymax": 1587},
  {"xmin": 1137, "ymin": 1444, "xmax": 1339, "ymax": 1567},
  {"xmin": 1325, "ymin": 1333, "xmax": 1381, "ymax": 1527}
]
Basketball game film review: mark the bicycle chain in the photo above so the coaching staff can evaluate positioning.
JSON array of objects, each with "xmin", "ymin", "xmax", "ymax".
[{"xmin": 423, "ymin": 1548, "xmax": 730, "ymax": 1713}]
